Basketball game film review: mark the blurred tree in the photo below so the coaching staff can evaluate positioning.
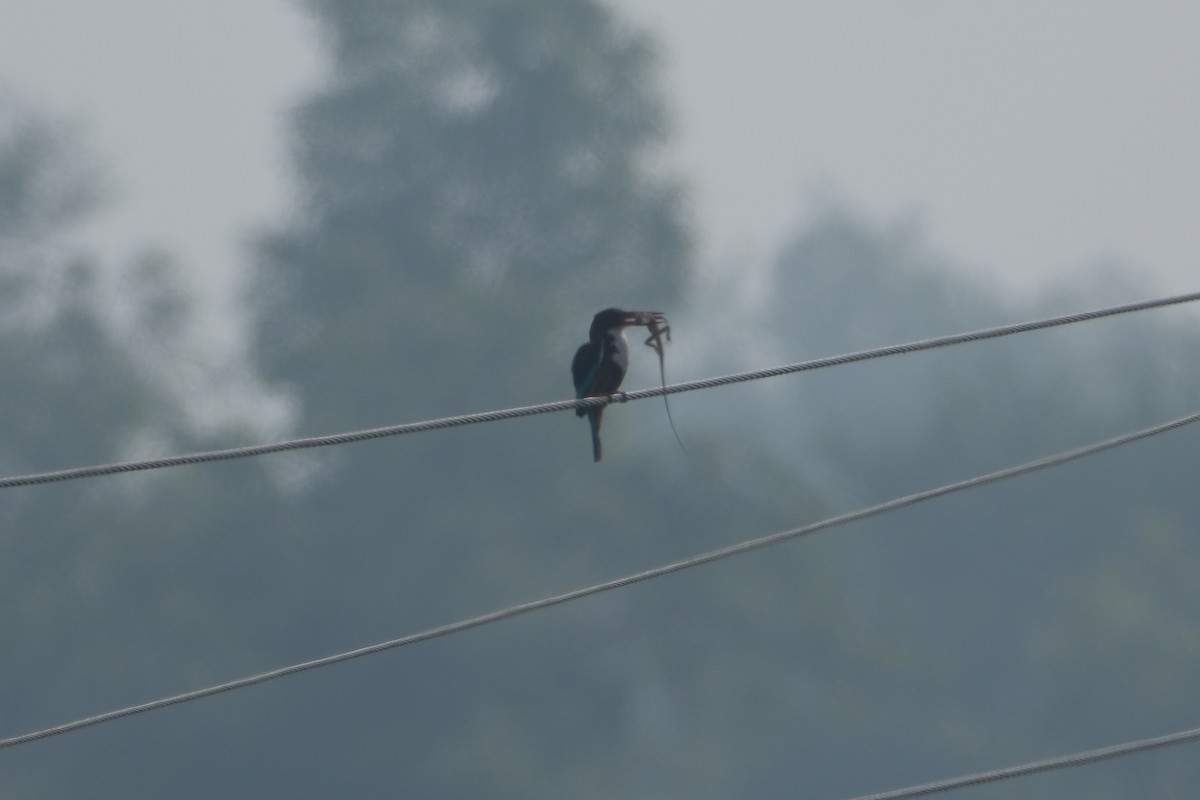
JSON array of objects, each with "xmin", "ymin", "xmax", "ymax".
[
  {"xmin": 0, "ymin": 101, "xmax": 185, "ymax": 790},
  {"xmin": 0, "ymin": 97, "xmax": 304, "ymax": 799},
  {"xmin": 0, "ymin": 106, "xmax": 178, "ymax": 489},
  {"xmin": 721, "ymin": 204, "xmax": 1200, "ymax": 796},
  {"xmin": 255, "ymin": 0, "xmax": 689, "ymax": 426}
]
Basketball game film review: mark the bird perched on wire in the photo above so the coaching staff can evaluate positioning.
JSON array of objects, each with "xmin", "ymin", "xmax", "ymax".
[{"xmin": 571, "ymin": 308, "xmax": 643, "ymax": 462}]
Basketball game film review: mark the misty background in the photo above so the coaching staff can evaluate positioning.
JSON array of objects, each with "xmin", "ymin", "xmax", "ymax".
[{"xmin": 2, "ymin": 1, "xmax": 1199, "ymax": 797}]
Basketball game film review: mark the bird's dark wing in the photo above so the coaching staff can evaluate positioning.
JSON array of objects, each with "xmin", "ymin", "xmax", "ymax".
[{"xmin": 572, "ymin": 341, "xmax": 600, "ymax": 417}]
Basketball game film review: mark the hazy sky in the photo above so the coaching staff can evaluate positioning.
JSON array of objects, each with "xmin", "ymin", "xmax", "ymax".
[
  {"xmin": 608, "ymin": 0, "xmax": 1200, "ymax": 296},
  {"xmin": 2, "ymin": 0, "xmax": 1197, "ymax": 313}
]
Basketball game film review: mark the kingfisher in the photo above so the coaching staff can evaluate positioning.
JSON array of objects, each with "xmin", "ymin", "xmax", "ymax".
[{"xmin": 571, "ymin": 308, "xmax": 642, "ymax": 462}]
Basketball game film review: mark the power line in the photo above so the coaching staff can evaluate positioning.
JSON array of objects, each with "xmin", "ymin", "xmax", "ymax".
[
  {"xmin": 839, "ymin": 724, "xmax": 1200, "ymax": 800},
  {"xmin": 2, "ymin": 289, "xmax": 1198, "ymax": 490},
  {"xmin": 4, "ymin": 405, "xmax": 1198, "ymax": 749}
]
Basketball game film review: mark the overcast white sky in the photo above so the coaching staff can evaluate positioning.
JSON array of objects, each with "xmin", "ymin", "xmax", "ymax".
[{"xmin": 1, "ymin": 0, "xmax": 1197, "ymax": 313}]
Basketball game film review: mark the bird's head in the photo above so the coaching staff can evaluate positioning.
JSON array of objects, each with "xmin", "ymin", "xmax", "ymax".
[{"xmin": 589, "ymin": 308, "xmax": 641, "ymax": 338}]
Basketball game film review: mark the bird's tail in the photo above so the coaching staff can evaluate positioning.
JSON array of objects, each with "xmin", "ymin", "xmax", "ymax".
[{"xmin": 588, "ymin": 407, "xmax": 605, "ymax": 462}]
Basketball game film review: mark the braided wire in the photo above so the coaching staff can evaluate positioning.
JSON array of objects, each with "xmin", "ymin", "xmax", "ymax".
[
  {"xmin": 1, "ymin": 290, "xmax": 1197, "ymax": 490},
  {"xmin": 4, "ymin": 405, "xmax": 1198, "ymax": 749},
  {"xmin": 841, "ymin": 725, "xmax": 1200, "ymax": 800}
]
